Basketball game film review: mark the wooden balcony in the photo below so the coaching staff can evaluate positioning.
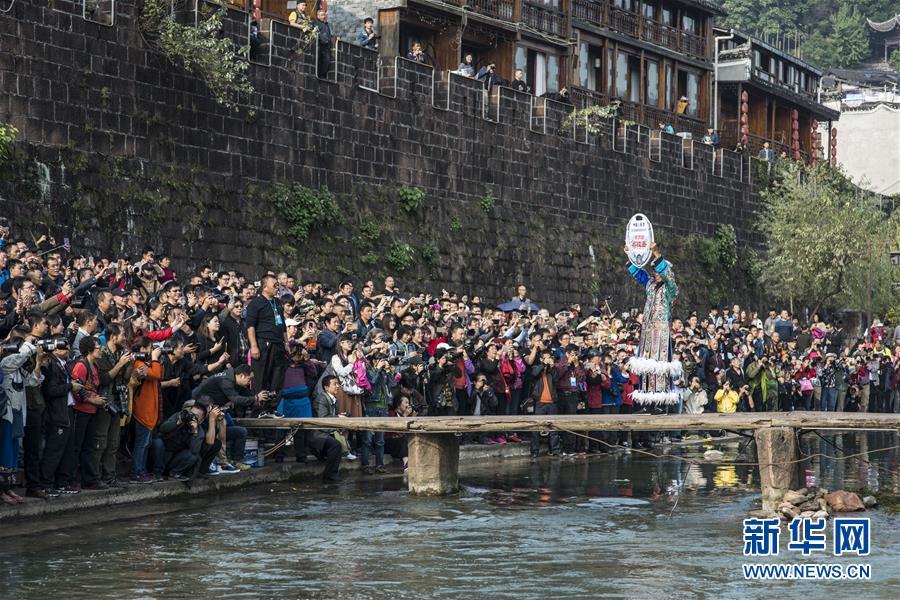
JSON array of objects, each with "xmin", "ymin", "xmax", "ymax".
[
  {"xmin": 464, "ymin": 0, "xmax": 515, "ymax": 21},
  {"xmin": 570, "ymin": 86, "xmax": 706, "ymax": 138},
  {"xmin": 568, "ymin": 86, "xmax": 611, "ymax": 109},
  {"xmin": 571, "ymin": 0, "xmax": 605, "ymax": 27},
  {"xmin": 521, "ymin": 2, "xmax": 567, "ymax": 37},
  {"xmin": 572, "ymin": 0, "xmax": 709, "ymax": 60},
  {"xmin": 608, "ymin": 5, "xmax": 639, "ymax": 38}
]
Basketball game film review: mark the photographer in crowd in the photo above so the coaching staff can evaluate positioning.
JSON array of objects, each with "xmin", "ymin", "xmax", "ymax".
[{"xmin": 158, "ymin": 398, "xmax": 223, "ymax": 481}]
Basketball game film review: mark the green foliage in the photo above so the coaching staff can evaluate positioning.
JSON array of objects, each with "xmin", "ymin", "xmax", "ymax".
[
  {"xmin": 480, "ymin": 191, "xmax": 496, "ymax": 213},
  {"xmin": 141, "ymin": 0, "xmax": 254, "ymax": 111},
  {"xmin": 826, "ymin": 4, "xmax": 870, "ymax": 67},
  {"xmin": 697, "ymin": 225, "xmax": 737, "ymax": 272},
  {"xmin": 386, "ymin": 241, "xmax": 415, "ymax": 272},
  {"xmin": 722, "ymin": 0, "xmax": 896, "ymax": 69},
  {"xmin": 889, "ymin": 50, "xmax": 900, "ymax": 72},
  {"xmin": 449, "ymin": 215, "xmax": 462, "ymax": 231},
  {"xmin": 0, "ymin": 122, "xmax": 18, "ymax": 161},
  {"xmin": 335, "ymin": 265, "xmax": 353, "ymax": 277},
  {"xmin": 359, "ymin": 252, "xmax": 378, "ymax": 266},
  {"xmin": 757, "ymin": 161, "xmax": 894, "ymax": 314},
  {"xmin": 886, "ymin": 306, "xmax": 900, "ymax": 327},
  {"xmin": 270, "ymin": 182, "xmax": 340, "ymax": 243},
  {"xmin": 354, "ymin": 220, "xmax": 381, "ymax": 249},
  {"xmin": 559, "ymin": 103, "xmax": 619, "ymax": 135},
  {"xmin": 420, "ymin": 241, "xmax": 438, "ymax": 266},
  {"xmin": 397, "ymin": 186, "xmax": 425, "ymax": 213}
]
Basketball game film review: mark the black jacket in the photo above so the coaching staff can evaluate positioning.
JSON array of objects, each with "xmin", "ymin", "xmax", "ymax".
[
  {"xmin": 158, "ymin": 411, "xmax": 203, "ymax": 454},
  {"xmin": 41, "ymin": 358, "xmax": 73, "ymax": 427},
  {"xmin": 528, "ymin": 364, "xmax": 559, "ymax": 404},
  {"xmin": 192, "ymin": 367, "xmax": 255, "ymax": 411}
]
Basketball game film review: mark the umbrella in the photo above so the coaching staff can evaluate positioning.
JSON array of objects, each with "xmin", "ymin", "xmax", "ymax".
[{"xmin": 497, "ymin": 300, "xmax": 540, "ymax": 313}]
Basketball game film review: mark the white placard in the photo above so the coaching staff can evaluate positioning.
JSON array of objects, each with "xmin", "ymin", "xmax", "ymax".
[{"xmin": 625, "ymin": 213, "xmax": 654, "ymax": 268}]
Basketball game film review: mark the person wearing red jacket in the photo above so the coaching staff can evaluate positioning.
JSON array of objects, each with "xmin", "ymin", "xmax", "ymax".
[{"xmin": 59, "ymin": 336, "xmax": 107, "ymax": 491}]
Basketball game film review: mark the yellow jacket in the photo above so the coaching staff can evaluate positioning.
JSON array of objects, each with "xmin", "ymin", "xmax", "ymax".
[{"xmin": 715, "ymin": 388, "xmax": 739, "ymax": 413}]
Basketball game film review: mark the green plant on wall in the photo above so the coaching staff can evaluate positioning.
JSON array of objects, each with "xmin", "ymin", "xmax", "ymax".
[
  {"xmin": 420, "ymin": 241, "xmax": 438, "ymax": 266},
  {"xmin": 354, "ymin": 220, "xmax": 381, "ymax": 249},
  {"xmin": 270, "ymin": 182, "xmax": 340, "ymax": 243},
  {"xmin": 697, "ymin": 224, "xmax": 737, "ymax": 272},
  {"xmin": 559, "ymin": 103, "xmax": 620, "ymax": 135},
  {"xmin": 480, "ymin": 191, "xmax": 496, "ymax": 213},
  {"xmin": 449, "ymin": 215, "xmax": 462, "ymax": 231},
  {"xmin": 140, "ymin": 0, "xmax": 254, "ymax": 111},
  {"xmin": 397, "ymin": 186, "xmax": 425, "ymax": 213},
  {"xmin": 386, "ymin": 241, "xmax": 415, "ymax": 272},
  {"xmin": 0, "ymin": 123, "xmax": 18, "ymax": 161}
]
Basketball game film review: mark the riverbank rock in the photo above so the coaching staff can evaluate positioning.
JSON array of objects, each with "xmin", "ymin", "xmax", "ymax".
[
  {"xmin": 779, "ymin": 503, "xmax": 799, "ymax": 519},
  {"xmin": 825, "ymin": 490, "xmax": 865, "ymax": 512},
  {"xmin": 782, "ymin": 490, "xmax": 807, "ymax": 505},
  {"xmin": 812, "ymin": 510, "xmax": 829, "ymax": 520},
  {"xmin": 863, "ymin": 495, "xmax": 877, "ymax": 508},
  {"xmin": 797, "ymin": 499, "xmax": 820, "ymax": 512},
  {"xmin": 749, "ymin": 509, "xmax": 778, "ymax": 519}
]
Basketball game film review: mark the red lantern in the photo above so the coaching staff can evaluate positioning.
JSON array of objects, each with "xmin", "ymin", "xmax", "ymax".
[{"xmin": 741, "ymin": 91, "xmax": 749, "ymax": 102}]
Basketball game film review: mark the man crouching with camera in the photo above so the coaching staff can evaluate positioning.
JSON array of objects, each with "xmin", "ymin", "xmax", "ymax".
[{"xmin": 158, "ymin": 397, "xmax": 223, "ymax": 482}]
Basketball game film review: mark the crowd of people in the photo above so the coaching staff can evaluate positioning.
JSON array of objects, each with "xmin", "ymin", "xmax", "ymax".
[{"xmin": 0, "ymin": 216, "xmax": 898, "ymax": 506}]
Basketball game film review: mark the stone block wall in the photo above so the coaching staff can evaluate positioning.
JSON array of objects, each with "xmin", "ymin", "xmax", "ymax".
[{"xmin": 0, "ymin": 0, "xmax": 764, "ymax": 310}]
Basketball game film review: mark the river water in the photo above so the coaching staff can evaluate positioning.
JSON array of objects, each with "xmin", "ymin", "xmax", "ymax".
[{"xmin": 1, "ymin": 432, "xmax": 898, "ymax": 599}]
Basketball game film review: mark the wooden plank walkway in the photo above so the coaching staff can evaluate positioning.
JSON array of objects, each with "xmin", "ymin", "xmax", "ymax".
[{"xmin": 237, "ymin": 412, "xmax": 900, "ymax": 433}]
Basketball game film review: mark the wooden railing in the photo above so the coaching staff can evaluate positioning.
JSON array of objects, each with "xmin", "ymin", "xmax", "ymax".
[
  {"xmin": 569, "ymin": 87, "xmax": 708, "ymax": 139},
  {"xmin": 568, "ymin": 86, "xmax": 611, "ymax": 109},
  {"xmin": 465, "ymin": 0, "xmax": 515, "ymax": 21},
  {"xmin": 521, "ymin": 2, "xmax": 567, "ymax": 37},
  {"xmin": 571, "ymin": 1, "xmax": 708, "ymax": 59},
  {"xmin": 642, "ymin": 19, "xmax": 679, "ymax": 51},
  {"xmin": 679, "ymin": 29, "xmax": 705, "ymax": 59},
  {"xmin": 608, "ymin": 5, "xmax": 638, "ymax": 37},
  {"xmin": 752, "ymin": 67, "xmax": 817, "ymax": 100},
  {"xmin": 572, "ymin": 0, "xmax": 605, "ymax": 27}
]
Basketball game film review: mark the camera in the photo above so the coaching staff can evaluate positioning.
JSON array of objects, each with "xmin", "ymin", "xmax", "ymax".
[
  {"xmin": 386, "ymin": 356, "xmax": 402, "ymax": 366},
  {"xmin": 133, "ymin": 351, "xmax": 150, "ymax": 361},
  {"xmin": 37, "ymin": 339, "xmax": 66, "ymax": 351},
  {"xmin": 0, "ymin": 341, "xmax": 21, "ymax": 354},
  {"xmin": 180, "ymin": 409, "xmax": 199, "ymax": 426}
]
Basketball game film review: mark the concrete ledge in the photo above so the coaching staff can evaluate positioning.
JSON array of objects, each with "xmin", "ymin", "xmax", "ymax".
[
  {"xmin": 0, "ymin": 455, "xmax": 388, "ymax": 524},
  {"xmin": 0, "ymin": 441, "xmax": 537, "ymax": 524}
]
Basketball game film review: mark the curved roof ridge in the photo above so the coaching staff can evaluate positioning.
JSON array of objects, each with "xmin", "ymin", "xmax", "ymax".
[{"xmin": 867, "ymin": 13, "xmax": 900, "ymax": 33}]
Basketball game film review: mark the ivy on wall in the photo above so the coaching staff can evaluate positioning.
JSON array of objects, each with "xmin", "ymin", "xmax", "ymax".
[{"xmin": 141, "ymin": 0, "xmax": 254, "ymax": 111}]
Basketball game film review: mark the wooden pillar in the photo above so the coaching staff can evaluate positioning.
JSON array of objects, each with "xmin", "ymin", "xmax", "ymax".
[
  {"xmin": 379, "ymin": 8, "xmax": 401, "ymax": 60},
  {"xmin": 434, "ymin": 27, "xmax": 459, "ymax": 72},
  {"xmin": 407, "ymin": 433, "xmax": 460, "ymax": 496},
  {"xmin": 754, "ymin": 427, "xmax": 801, "ymax": 512}
]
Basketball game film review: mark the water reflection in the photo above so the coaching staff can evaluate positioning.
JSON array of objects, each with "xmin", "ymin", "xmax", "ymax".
[{"xmin": 0, "ymin": 432, "xmax": 898, "ymax": 599}]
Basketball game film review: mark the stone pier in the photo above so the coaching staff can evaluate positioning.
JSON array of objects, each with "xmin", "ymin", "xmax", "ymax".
[
  {"xmin": 407, "ymin": 433, "xmax": 460, "ymax": 496},
  {"xmin": 754, "ymin": 426, "xmax": 801, "ymax": 512}
]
